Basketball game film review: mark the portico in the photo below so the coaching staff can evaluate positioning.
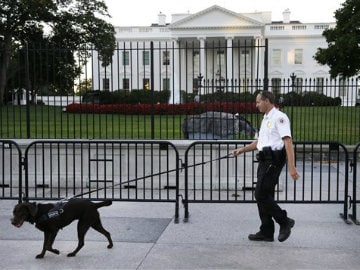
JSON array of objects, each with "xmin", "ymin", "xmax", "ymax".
[{"xmin": 169, "ymin": 5, "xmax": 266, "ymax": 98}]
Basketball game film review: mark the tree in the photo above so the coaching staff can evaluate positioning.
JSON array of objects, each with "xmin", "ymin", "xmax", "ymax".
[
  {"xmin": 75, "ymin": 78, "xmax": 93, "ymax": 96},
  {"xmin": 314, "ymin": 0, "xmax": 360, "ymax": 78},
  {"xmin": 0, "ymin": 0, "xmax": 116, "ymax": 105}
]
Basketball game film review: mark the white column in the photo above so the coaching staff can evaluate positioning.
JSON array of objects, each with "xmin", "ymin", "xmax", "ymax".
[
  {"xmin": 254, "ymin": 36, "xmax": 263, "ymax": 81},
  {"xmin": 171, "ymin": 39, "xmax": 180, "ymax": 104},
  {"xmin": 198, "ymin": 37, "xmax": 206, "ymax": 95},
  {"xmin": 92, "ymin": 50, "xmax": 100, "ymax": 90},
  {"xmin": 226, "ymin": 36, "xmax": 233, "ymax": 88}
]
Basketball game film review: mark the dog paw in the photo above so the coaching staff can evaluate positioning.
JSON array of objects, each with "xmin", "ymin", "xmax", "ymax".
[
  {"xmin": 67, "ymin": 252, "xmax": 76, "ymax": 257},
  {"xmin": 36, "ymin": 254, "xmax": 44, "ymax": 259},
  {"xmin": 52, "ymin": 249, "xmax": 60, "ymax": 255},
  {"xmin": 107, "ymin": 243, "xmax": 113, "ymax": 249}
]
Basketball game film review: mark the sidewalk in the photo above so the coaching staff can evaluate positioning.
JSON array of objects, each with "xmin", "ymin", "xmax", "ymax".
[{"xmin": 1, "ymin": 200, "xmax": 359, "ymax": 269}]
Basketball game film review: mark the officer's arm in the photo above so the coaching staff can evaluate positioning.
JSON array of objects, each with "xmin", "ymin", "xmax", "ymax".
[
  {"xmin": 232, "ymin": 140, "xmax": 258, "ymax": 156},
  {"xmin": 283, "ymin": 136, "xmax": 299, "ymax": 180}
]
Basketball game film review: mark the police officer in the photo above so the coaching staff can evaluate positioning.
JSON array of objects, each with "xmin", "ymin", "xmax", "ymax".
[{"xmin": 233, "ymin": 91, "xmax": 299, "ymax": 242}]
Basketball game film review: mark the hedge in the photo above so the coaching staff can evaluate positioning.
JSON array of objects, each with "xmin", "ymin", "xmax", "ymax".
[
  {"xmin": 82, "ymin": 89, "xmax": 171, "ymax": 104},
  {"xmin": 280, "ymin": 92, "xmax": 342, "ymax": 106}
]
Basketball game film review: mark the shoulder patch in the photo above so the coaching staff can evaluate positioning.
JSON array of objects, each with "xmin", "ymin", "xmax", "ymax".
[{"xmin": 278, "ymin": 117, "xmax": 285, "ymax": 124}]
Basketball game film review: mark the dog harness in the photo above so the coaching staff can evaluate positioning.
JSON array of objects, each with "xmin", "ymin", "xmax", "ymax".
[{"xmin": 37, "ymin": 201, "xmax": 66, "ymax": 223}]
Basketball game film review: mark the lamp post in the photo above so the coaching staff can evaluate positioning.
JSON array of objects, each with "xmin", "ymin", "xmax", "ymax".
[
  {"xmin": 290, "ymin": 73, "xmax": 296, "ymax": 90},
  {"xmin": 197, "ymin": 73, "xmax": 203, "ymax": 101}
]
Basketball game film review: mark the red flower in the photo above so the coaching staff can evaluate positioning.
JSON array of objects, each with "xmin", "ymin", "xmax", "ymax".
[{"xmin": 65, "ymin": 102, "xmax": 257, "ymax": 115}]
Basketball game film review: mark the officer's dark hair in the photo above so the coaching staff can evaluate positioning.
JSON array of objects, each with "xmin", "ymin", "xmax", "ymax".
[{"xmin": 259, "ymin": 91, "xmax": 275, "ymax": 104}]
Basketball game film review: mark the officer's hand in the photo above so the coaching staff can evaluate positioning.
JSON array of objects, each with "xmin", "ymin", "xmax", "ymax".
[
  {"xmin": 232, "ymin": 148, "xmax": 243, "ymax": 156},
  {"xmin": 290, "ymin": 166, "xmax": 299, "ymax": 181}
]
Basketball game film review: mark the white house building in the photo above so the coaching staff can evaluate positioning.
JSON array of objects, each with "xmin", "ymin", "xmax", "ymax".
[{"xmin": 92, "ymin": 5, "xmax": 359, "ymax": 105}]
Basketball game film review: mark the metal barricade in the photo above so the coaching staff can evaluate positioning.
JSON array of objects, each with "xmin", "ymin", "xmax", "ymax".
[
  {"xmin": 183, "ymin": 141, "xmax": 350, "ymax": 223},
  {"xmin": 0, "ymin": 140, "xmax": 22, "ymax": 202},
  {"xmin": 1, "ymin": 138, "xmax": 354, "ymax": 224},
  {"xmin": 23, "ymin": 140, "xmax": 180, "ymax": 222},
  {"xmin": 349, "ymin": 142, "xmax": 360, "ymax": 225}
]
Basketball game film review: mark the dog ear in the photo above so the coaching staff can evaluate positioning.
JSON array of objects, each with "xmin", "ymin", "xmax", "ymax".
[{"xmin": 24, "ymin": 203, "xmax": 37, "ymax": 218}]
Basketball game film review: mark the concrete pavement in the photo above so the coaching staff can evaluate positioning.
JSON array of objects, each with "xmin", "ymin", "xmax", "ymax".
[{"xmin": 1, "ymin": 200, "xmax": 360, "ymax": 269}]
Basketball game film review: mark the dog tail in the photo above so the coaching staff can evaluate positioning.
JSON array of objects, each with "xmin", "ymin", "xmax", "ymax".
[{"xmin": 95, "ymin": 199, "xmax": 112, "ymax": 209}]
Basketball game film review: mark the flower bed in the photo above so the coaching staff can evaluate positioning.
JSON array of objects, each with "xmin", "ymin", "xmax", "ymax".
[{"xmin": 65, "ymin": 102, "xmax": 258, "ymax": 115}]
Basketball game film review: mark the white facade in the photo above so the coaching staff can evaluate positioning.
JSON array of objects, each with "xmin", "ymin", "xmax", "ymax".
[{"xmin": 93, "ymin": 5, "xmax": 359, "ymax": 105}]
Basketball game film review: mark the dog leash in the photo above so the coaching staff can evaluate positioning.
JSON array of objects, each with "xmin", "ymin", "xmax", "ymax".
[
  {"xmin": 69, "ymin": 153, "xmax": 234, "ymax": 199},
  {"xmin": 183, "ymin": 152, "xmax": 233, "ymax": 169}
]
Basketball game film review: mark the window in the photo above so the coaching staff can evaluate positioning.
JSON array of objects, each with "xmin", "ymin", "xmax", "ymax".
[
  {"xmin": 143, "ymin": 78, "xmax": 150, "ymax": 90},
  {"xmin": 193, "ymin": 78, "xmax": 199, "ymax": 91},
  {"xmin": 272, "ymin": 49, "xmax": 281, "ymax": 65},
  {"xmin": 216, "ymin": 50, "xmax": 225, "ymax": 72},
  {"xmin": 123, "ymin": 78, "xmax": 129, "ymax": 90},
  {"xmin": 143, "ymin": 51, "xmax": 149, "ymax": 66},
  {"xmin": 294, "ymin": 49, "xmax": 303, "ymax": 64},
  {"xmin": 241, "ymin": 49, "xmax": 250, "ymax": 64},
  {"xmin": 316, "ymin": 77, "xmax": 324, "ymax": 93},
  {"xmin": 163, "ymin": 78, "xmax": 170, "ymax": 91},
  {"xmin": 122, "ymin": 51, "xmax": 129, "ymax": 66},
  {"xmin": 271, "ymin": 78, "xmax": 281, "ymax": 95},
  {"xmin": 193, "ymin": 50, "xmax": 199, "ymax": 56},
  {"xmin": 162, "ymin": 51, "xmax": 170, "ymax": 65},
  {"xmin": 102, "ymin": 78, "xmax": 109, "ymax": 90}
]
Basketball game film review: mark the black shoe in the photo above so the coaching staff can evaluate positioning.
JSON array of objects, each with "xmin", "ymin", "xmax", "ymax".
[
  {"xmin": 278, "ymin": 218, "xmax": 295, "ymax": 242},
  {"xmin": 248, "ymin": 231, "xmax": 274, "ymax": 242}
]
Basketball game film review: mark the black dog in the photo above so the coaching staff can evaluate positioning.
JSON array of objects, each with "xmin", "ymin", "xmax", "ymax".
[{"xmin": 11, "ymin": 198, "xmax": 113, "ymax": 259}]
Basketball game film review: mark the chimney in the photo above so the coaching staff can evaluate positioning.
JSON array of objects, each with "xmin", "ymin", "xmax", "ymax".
[
  {"xmin": 282, "ymin": 8, "xmax": 290, "ymax": 23},
  {"xmin": 158, "ymin": 12, "xmax": 166, "ymax": 26}
]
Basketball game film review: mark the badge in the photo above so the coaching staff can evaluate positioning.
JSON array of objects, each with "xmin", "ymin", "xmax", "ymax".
[{"xmin": 266, "ymin": 121, "xmax": 271, "ymax": 128}]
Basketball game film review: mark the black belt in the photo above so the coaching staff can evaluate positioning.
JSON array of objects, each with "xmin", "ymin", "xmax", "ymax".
[{"xmin": 256, "ymin": 147, "xmax": 285, "ymax": 162}]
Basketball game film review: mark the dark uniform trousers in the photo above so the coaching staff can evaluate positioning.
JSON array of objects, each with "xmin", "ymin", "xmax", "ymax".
[{"xmin": 255, "ymin": 147, "xmax": 287, "ymax": 237}]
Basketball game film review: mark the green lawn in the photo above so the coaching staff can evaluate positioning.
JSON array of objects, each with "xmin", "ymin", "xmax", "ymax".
[
  {"xmin": 282, "ymin": 106, "xmax": 360, "ymax": 145},
  {"xmin": 0, "ymin": 105, "xmax": 185, "ymax": 139},
  {"xmin": 1, "ymin": 105, "xmax": 359, "ymax": 145}
]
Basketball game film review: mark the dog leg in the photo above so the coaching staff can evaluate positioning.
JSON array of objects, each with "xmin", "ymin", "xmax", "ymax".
[
  {"xmin": 47, "ymin": 231, "xmax": 60, "ymax": 255},
  {"xmin": 67, "ymin": 223, "xmax": 90, "ymax": 257},
  {"xmin": 91, "ymin": 220, "xmax": 113, "ymax": 249},
  {"xmin": 36, "ymin": 230, "xmax": 60, "ymax": 259},
  {"xmin": 36, "ymin": 231, "xmax": 51, "ymax": 259},
  {"xmin": 36, "ymin": 231, "xmax": 50, "ymax": 259}
]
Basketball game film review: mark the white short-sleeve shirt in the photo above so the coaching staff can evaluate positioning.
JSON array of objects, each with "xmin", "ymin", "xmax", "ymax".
[{"xmin": 257, "ymin": 107, "xmax": 292, "ymax": 151}]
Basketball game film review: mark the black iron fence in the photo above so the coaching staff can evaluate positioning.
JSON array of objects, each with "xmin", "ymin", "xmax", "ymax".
[
  {"xmin": 1, "ymin": 139, "xmax": 359, "ymax": 224},
  {"xmin": 0, "ymin": 42, "xmax": 359, "ymax": 144}
]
